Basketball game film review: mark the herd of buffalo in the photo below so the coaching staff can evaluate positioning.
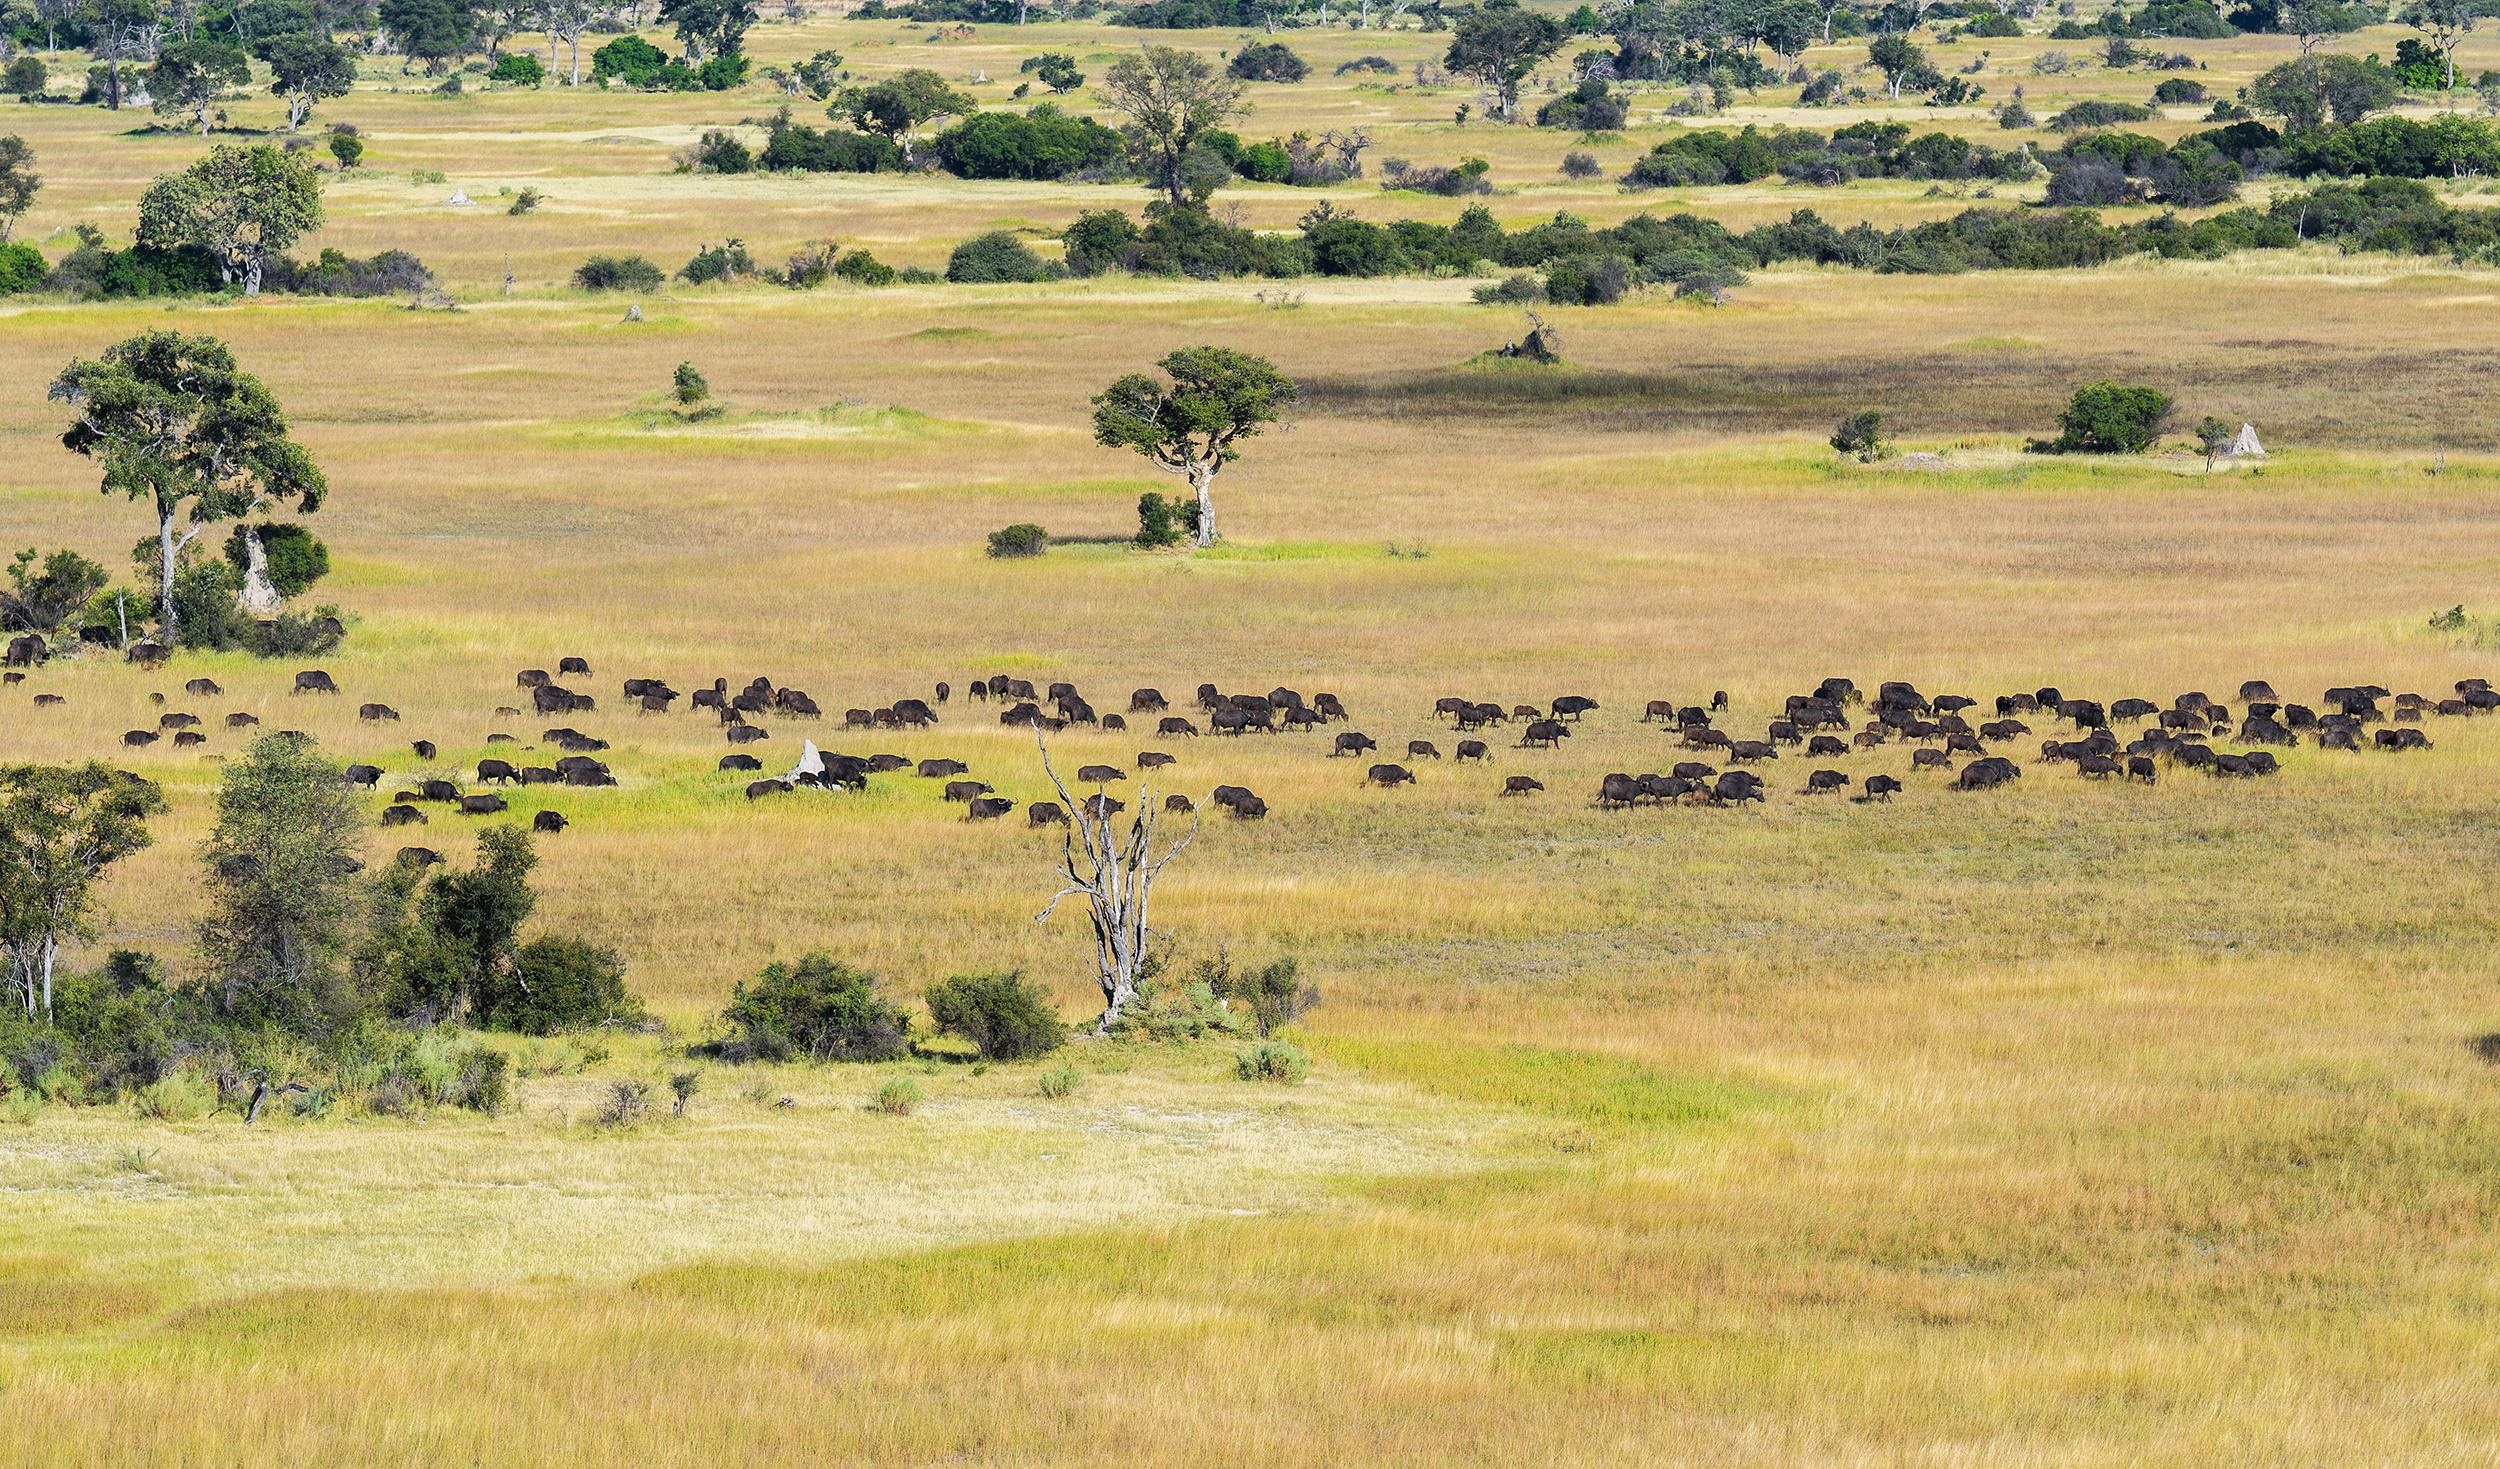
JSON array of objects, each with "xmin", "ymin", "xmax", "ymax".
[{"xmin": 9, "ymin": 643, "xmax": 2497, "ymax": 851}]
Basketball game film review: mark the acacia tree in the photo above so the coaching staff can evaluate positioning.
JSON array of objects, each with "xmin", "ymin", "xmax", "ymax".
[
  {"xmin": 135, "ymin": 143, "xmax": 324, "ymax": 295},
  {"xmin": 150, "ymin": 38, "xmax": 250, "ymax": 133},
  {"xmin": 49, "ymin": 331, "xmax": 328, "ymax": 644},
  {"xmin": 1869, "ymin": 32, "xmax": 1924, "ymax": 98},
  {"xmin": 2399, "ymin": 0, "xmax": 2485, "ymax": 89},
  {"xmin": 658, "ymin": 0, "xmax": 754, "ymax": 62},
  {"xmin": 0, "ymin": 764, "xmax": 164, "ymax": 1022},
  {"xmin": 1092, "ymin": 346, "xmax": 1297, "ymax": 548},
  {"xmin": 835, "ymin": 68, "xmax": 973, "ymax": 166},
  {"xmin": 1100, "ymin": 44, "xmax": 1247, "ymax": 207},
  {"xmin": 1033, "ymin": 733, "xmax": 1197, "ymax": 1032},
  {"xmin": 377, "ymin": 0, "xmax": 475, "ymax": 73},
  {"xmin": 1444, "ymin": 0, "xmax": 1567, "ymax": 122},
  {"xmin": 265, "ymin": 32, "xmax": 357, "ymax": 129}
]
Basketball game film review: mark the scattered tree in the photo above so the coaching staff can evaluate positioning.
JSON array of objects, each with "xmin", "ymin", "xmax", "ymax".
[
  {"xmin": 2399, "ymin": 0, "xmax": 2483, "ymax": 90},
  {"xmin": 1869, "ymin": 32, "xmax": 1925, "ymax": 100},
  {"xmin": 1100, "ymin": 44, "xmax": 1248, "ymax": 207},
  {"xmin": 149, "ymin": 39, "xmax": 249, "ymax": 134},
  {"xmin": 134, "ymin": 144, "xmax": 325, "ymax": 296},
  {"xmin": 673, "ymin": 360, "xmax": 710, "ymax": 407},
  {"xmin": 0, "ymin": 763, "xmax": 164, "ymax": 1022},
  {"xmin": 2036, "ymin": 381, "xmax": 2173, "ymax": 454},
  {"xmin": 265, "ymin": 34, "xmax": 357, "ymax": 131},
  {"xmin": 377, "ymin": 0, "xmax": 477, "ymax": 75},
  {"xmin": 658, "ymin": 0, "xmax": 757, "ymax": 64},
  {"xmin": 79, "ymin": 0, "xmax": 159, "ymax": 111},
  {"xmin": 924, "ymin": 971, "xmax": 1068, "ymax": 1059},
  {"xmin": 1445, "ymin": 0, "xmax": 1568, "ymax": 122},
  {"xmin": 1091, "ymin": 346, "xmax": 1297, "ymax": 548},
  {"xmin": 0, "ymin": 135, "xmax": 36, "ymax": 242},
  {"xmin": 1830, "ymin": 408, "xmax": 1890, "ymax": 461},
  {"xmin": 49, "ymin": 331, "xmax": 328, "ymax": 643},
  {"xmin": 2196, "ymin": 415, "xmax": 2234, "ymax": 472},
  {"xmin": 196, "ymin": 733, "xmax": 363, "ymax": 1028},
  {"xmin": 835, "ymin": 68, "xmax": 974, "ymax": 167}
]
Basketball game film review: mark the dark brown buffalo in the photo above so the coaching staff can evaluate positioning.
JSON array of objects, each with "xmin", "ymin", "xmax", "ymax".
[
  {"xmin": 1332, "ymin": 731, "xmax": 1377, "ymax": 758},
  {"xmin": 292, "ymin": 670, "xmax": 338, "ymax": 694},
  {"xmin": 1727, "ymin": 740, "xmax": 1778, "ymax": 763},
  {"xmin": 1407, "ymin": 740, "xmax": 1442, "ymax": 760},
  {"xmin": 397, "ymin": 847, "xmax": 444, "ymax": 867},
  {"xmin": 476, "ymin": 759, "xmax": 517, "ymax": 784},
  {"xmin": 359, "ymin": 703, "xmax": 399, "ymax": 722},
  {"xmin": 1029, "ymin": 802, "xmax": 1069, "ymax": 827},
  {"xmin": 534, "ymin": 810, "xmax": 569, "ymax": 833},
  {"xmin": 1365, "ymin": 763, "xmax": 1415, "ymax": 788},
  {"xmin": 1807, "ymin": 734, "xmax": 1848, "ymax": 757},
  {"xmin": 1519, "ymin": 720, "xmax": 1568, "ymax": 749},
  {"xmin": 159, "ymin": 711, "xmax": 199, "ymax": 730},
  {"xmin": 382, "ymin": 804, "xmax": 425, "ymax": 827},
  {"xmin": 344, "ymin": 764, "xmax": 384, "ymax": 789},
  {"xmin": 460, "ymin": 794, "xmax": 508, "ymax": 815},
  {"xmin": 918, "ymin": 758, "xmax": 968, "ymax": 778},
  {"xmin": 520, "ymin": 768, "xmax": 559, "ymax": 785},
  {"xmin": 943, "ymin": 780, "xmax": 993, "ymax": 802},
  {"xmin": 1597, "ymin": 773, "xmax": 1641, "ymax": 809},
  {"xmin": 121, "ymin": 729, "xmax": 158, "ymax": 747},
  {"xmin": 1911, "ymin": 748, "xmax": 1950, "ymax": 769},
  {"xmin": 746, "ymin": 779, "xmax": 789, "ymax": 801},
  {"xmin": 1455, "ymin": 739, "xmax": 1489, "ymax": 762},
  {"xmin": 1164, "ymin": 794, "xmax": 1194, "ymax": 813},
  {"xmin": 1502, "ymin": 775, "xmax": 1543, "ymax": 796},
  {"xmin": 1551, "ymin": 695, "xmax": 1598, "ymax": 720},
  {"xmin": 1130, "ymin": 689, "xmax": 1169, "ymax": 713},
  {"xmin": 1076, "ymin": 765, "xmax": 1125, "ymax": 784},
  {"xmin": 1954, "ymin": 757, "xmax": 2022, "ymax": 790},
  {"xmin": 559, "ymin": 656, "xmax": 592, "ymax": 677},
  {"xmin": 1861, "ymin": 774, "xmax": 1902, "ymax": 801},
  {"xmin": 1158, "ymin": 717, "xmax": 1199, "ymax": 738},
  {"xmin": 725, "ymin": 725, "xmax": 770, "ymax": 745},
  {"xmin": 1804, "ymin": 768, "xmax": 1848, "ymax": 794},
  {"xmin": 1137, "ymin": 751, "xmax": 1176, "ymax": 770},
  {"xmin": 224, "ymin": 711, "xmax": 257, "ymax": 727},
  {"xmin": 1079, "ymin": 794, "xmax": 1124, "ymax": 819},
  {"xmin": 1712, "ymin": 772, "xmax": 1764, "ymax": 805}
]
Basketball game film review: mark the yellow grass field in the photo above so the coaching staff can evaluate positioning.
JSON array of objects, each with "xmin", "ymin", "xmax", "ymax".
[{"xmin": 6, "ymin": 8, "xmax": 2500, "ymax": 1465}]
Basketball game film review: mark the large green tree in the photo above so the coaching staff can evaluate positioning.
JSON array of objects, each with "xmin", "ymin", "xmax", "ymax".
[
  {"xmin": 658, "ymin": 0, "xmax": 756, "ymax": 62},
  {"xmin": 2399, "ymin": 0, "xmax": 2490, "ymax": 89},
  {"xmin": 0, "ymin": 764, "xmax": 163, "ymax": 1022},
  {"xmin": 1092, "ymin": 346, "xmax": 1298, "ymax": 548},
  {"xmin": 834, "ymin": 68, "xmax": 974, "ymax": 166},
  {"xmin": 197, "ymin": 733, "xmax": 363, "ymax": 1027},
  {"xmin": 48, "ymin": 331, "xmax": 328, "ymax": 644},
  {"xmin": 78, "ymin": 0, "xmax": 159, "ymax": 109},
  {"xmin": 264, "ymin": 32, "xmax": 357, "ymax": 130},
  {"xmin": 1445, "ymin": 0, "xmax": 1567, "ymax": 122},
  {"xmin": 2248, "ymin": 53, "xmax": 2399, "ymax": 129},
  {"xmin": 149, "ymin": 38, "xmax": 251, "ymax": 134},
  {"xmin": 135, "ymin": 143, "xmax": 324, "ymax": 295},
  {"xmin": 0, "ymin": 134, "xmax": 36, "ymax": 242},
  {"xmin": 1099, "ymin": 44, "xmax": 1247, "ymax": 207},
  {"xmin": 377, "ymin": 0, "xmax": 475, "ymax": 73}
]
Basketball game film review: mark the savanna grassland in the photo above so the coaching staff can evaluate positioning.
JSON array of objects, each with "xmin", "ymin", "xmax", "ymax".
[{"xmin": 6, "ymin": 6, "xmax": 2500, "ymax": 1465}]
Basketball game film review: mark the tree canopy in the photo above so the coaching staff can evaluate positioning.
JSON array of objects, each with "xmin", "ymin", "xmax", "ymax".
[
  {"xmin": 0, "ymin": 763, "xmax": 164, "ymax": 1022},
  {"xmin": 1445, "ymin": 0, "xmax": 1568, "ymax": 122},
  {"xmin": 265, "ymin": 33, "xmax": 358, "ymax": 131},
  {"xmin": 135, "ymin": 144, "xmax": 324, "ymax": 297},
  {"xmin": 1100, "ymin": 44, "xmax": 1247, "ymax": 206},
  {"xmin": 1092, "ymin": 346, "xmax": 1297, "ymax": 547}
]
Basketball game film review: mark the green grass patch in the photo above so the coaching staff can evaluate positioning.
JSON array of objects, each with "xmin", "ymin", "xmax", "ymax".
[
  {"xmin": 1326, "ymin": 1038, "xmax": 1778, "ymax": 1131},
  {"xmin": 905, "ymin": 326, "xmax": 995, "ymax": 341}
]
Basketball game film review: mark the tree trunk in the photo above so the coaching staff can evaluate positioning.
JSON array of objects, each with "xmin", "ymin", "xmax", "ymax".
[
  {"xmin": 1189, "ymin": 461, "xmax": 1216, "ymax": 547},
  {"xmin": 156, "ymin": 504, "xmax": 181, "ymax": 642},
  {"xmin": 243, "ymin": 251, "xmax": 262, "ymax": 296},
  {"xmin": 39, "ymin": 934, "xmax": 55, "ymax": 1023}
]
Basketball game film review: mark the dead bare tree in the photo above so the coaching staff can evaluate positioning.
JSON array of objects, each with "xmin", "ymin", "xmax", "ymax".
[{"xmin": 1033, "ymin": 733, "xmax": 1198, "ymax": 1033}]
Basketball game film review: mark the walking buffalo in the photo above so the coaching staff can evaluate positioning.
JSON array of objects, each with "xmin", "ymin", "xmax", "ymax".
[
  {"xmin": 460, "ymin": 794, "xmax": 509, "ymax": 815},
  {"xmin": 293, "ymin": 670, "xmax": 339, "ymax": 694},
  {"xmin": 534, "ymin": 810, "xmax": 569, "ymax": 833},
  {"xmin": 1502, "ymin": 775, "xmax": 1544, "ymax": 796},
  {"xmin": 1332, "ymin": 732, "xmax": 1378, "ymax": 758},
  {"xmin": 477, "ymin": 759, "xmax": 518, "ymax": 784},
  {"xmin": 1366, "ymin": 764, "xmax": 1415, "ymax": 788}
]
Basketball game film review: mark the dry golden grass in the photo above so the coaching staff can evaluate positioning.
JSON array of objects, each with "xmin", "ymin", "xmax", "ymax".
[{"xmin": 7, "ymin": 18, "xmax": 2500, "ymax": 1463}]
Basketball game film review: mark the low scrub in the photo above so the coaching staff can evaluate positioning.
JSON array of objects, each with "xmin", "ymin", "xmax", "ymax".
[{"xmin": 703, "ymin": 953, "xmax": 913, "ymax": 1063}]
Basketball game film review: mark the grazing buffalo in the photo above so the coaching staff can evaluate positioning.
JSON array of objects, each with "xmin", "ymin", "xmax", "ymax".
[
  {"xmin": 1767, "ymin": 720, "xmax": 1801, "ymax": 745},
  {"xmin": 1103, "ymin": 715, "xmax": 1128, "ymax": 733},
  {"xmin": 158, "ymin": 711, "xmax": 199, "ymax": 730},
  {"xmin": 1807, "ymin": 735, "xmax": 1848, "ymax": 757},
  {"xmin": 121, "ymin": 729, "xmax": 159, "ymax": 747},
  {"xmin": 557, "ymin": 759, "xmax": 615, "ymax": 787},
  {"xmin": 1076, "ymin": 765, "xmax": 1125, "ymax": 784},
  {"xmin": 1079, "ymin": 794, "xmax": 1125, "ymax": 819},
  {"xmin": 918, "ymin": 759, "xmax": 968, "ymax": 778},
  {"xmin": 534, "ymin": 810, "xmax": 568, "ymax": 833},
  {"xmin": 1911, "ymin": 748, "xmax": 1950, "ymax": 770},
  {"xmin": 397, "ymin": 847, "xmax": 444, "ymax": 867},
  {"xmin": 2077, "ymin": 755, "xmax": 2121, "ymax": 778},
  {"xmin": 517, "ymin": 670, "xmax": 552, "ymax": 689},
  {"xmin": 1727, "ymin": 740, "xmax": 1778, "ymax": 763},
  {"xmin": 1211, "ymin": 785, "xmax": 1259, "ymax": 814},
  {"xmin": 967, "ymin": 796, "xmax": 1016, "ymax": 822},
  {"xmin": 1158, "ymin": 717, "xmax": 1199, "ymax": 738},
  {"xmin": 1137, "ymin": 752, "xmax": 1176, "ymax": 770},
  {"xmin": 1861, "ymin": 774, "xmax": 1902, "ymax": 801},
  {"xmin": 2109, "ymin": 698, "xmax": 2157, "ymax": 723},
  {"xmin": 866, "ymin": 755, "xmax": 911, "ymax": 772},
  {"xmin": 1597, "ymin": 773, "xmax": 1641, "ymax": 809},
  {"xmin": 293, "ymin": 670, "xmax": 339, "ymax": 695},
  {"xmin": 2376, "ymin": 727, "xmax": 2431, "ymax": 751},
  {"xmin": 746, "ymin": 779, "xmax": 789, "ymax": 801},
  {"xmin": 1502, "ymin": 775, "xmax": 1544, "ymax": 796},
  {"xmin": 3, "ymin": 635, "xmax": 46, "ymax": 667},
  {"xmin": 1642, "ymin": 700, "xmax": 1676, "ymax": 723},
  {"xmin": 1954, "ymin": 757, "xmax": 2022, "ymax": 790},
  {"xmin": 1551, "ymin": 695, "xmax": 1599, "ymax": 720},
  {"xmin": 417, "ymin": 779, "xmax": 460, "ymax": 802},
  {"xmin": 359, "ymin": 703, "xmax": 399, "ymax": 723},
  {"xmin": 1165, "ymin": 794, "xmax": 1195, "ymax": 813},
  {"xmin": 1712, "ymin": 772, "xmax": 1764, "ymax": 805},
  {"xmin": 1229, "ymin": 795, "xmax": 1269, "ymax": 819},
  {"xmin": 1804, "ymin": 769, "xmax": 1849, "ymax": 794},
  {"xmin": 381, "ymin": 804, "xmax": 426, "ymax": 827},
  {"xmin": 1672, "ymin": 762, "xmax": 1716, "ymax": 782},
  {"xmin": 1131, "ymin": 689, "xmax": 1169, "ymax": 713},
  {"xmin": 2127, "ymin": 755, "xmax": 2157, "ymax": 783},
  {"xmin": 477, "ymin": 759, "xmax": 518, "ymax": 784},
  {"xmin": 1029, "ymin": 802, "xmax": 1069, "ymax": 827},
  {"xmin": 460, "ymin": 794, "xmax": 509, "ymax": 815},
  {"xmin": 943, "ymin": 780, "xmax": 994, "ymax": 802},
  {"xmin": 725, "ymin": 726, "xmax": 770, "ymax": 745},
  {"xmin": 344, "ymin": 764, "xmax": 384, "ymax": 790},
  {"xmin": 1365, "ymin": 764, "xmax": 1415, "ymax": 788},
  {"xmin": 220, "ymin": 711, "xmax": 256, "ymax": 727},
  {"xmin": 1407, "ymin": 740, "xmax": 1442, "ymax": 761},
  {"xmin": 1455, "ymin": 739, "xmax": 1489, "ymax": 762},
  {"xmin": 559, "ymin": 656, "xmax": 592, "ymax": 677},
  {"xmin": 519, "ymin": 768, "xmax": 559, "ymax": 785},
  {"xmin": 1332, "ymin": 732, "xmax": 1378, "ymax": 758},
  {"xmin": 406, "ymin": 739, "xmax": 435, "ymax": 760},
  {"xmin": 1519, "ymin": 720, "xmax": 1569, "ymax": 749},
  {"xmin": 893, "ymin": 699, "xmax": 937, "ymax": 727},
  {"xmin": 181, "ymin": 677, "xmax": 220, "ymax": 696},
  {"xmin": 172, "ymin": 730, "xmax": 207, "ymax": 748},
  {"xmin": 1315, "ymin": 694, "xmax": 1348, "ymax": 722}
]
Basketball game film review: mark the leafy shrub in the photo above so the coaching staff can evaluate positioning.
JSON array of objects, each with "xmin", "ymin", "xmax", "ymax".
[
  {"xmin": 2050, "ymin": 99, "xmax": 2155, "ymax": 131},
  {"xmin": 1134, "ymin": 492, "xmax": 1186, "ymax": 548},
  {"xmin": 934, "ymin": 104, "xmax": 1123, "ymax": 180},
  {"xmin": 1830, "ymin": 409, "xmax": 1890, "ymax": 461},
  {"xmin": 260, "ymin": 248, "xmax": 437, "ymax": 298},
  {"xmin": 0, "ymin": 241, "xmax": 47, "ymax": 295},
  {"xmin": 591, "ymin": 34, "xmax": 673, "ymax": 87},
  {"xmin": 1379, "ymin": 156, "xmax": 1492, "ymax": 196},
  {"xmin": 444, "ymin": 1043, "xmax": 512, "ymax": 1112},
  {"xmin": 761, "ymin": 118, "xmax": 903, "ymax": 173},
  {"xmin": 475, "ymin": 937, "xmax": 641, "ymax": 1035},
  {"xmin": 924, "ymin": 971, "xmax": 1067, "ymax": 1060},
  {"xmin": 134, "ymin": 1069, "xmax": 215, "ymax": 1121},
  {"xmin": 686, "ymin": 129, "xmax": 755, "ymax": 174},
  {"xmin": 1228, "ymin": 41, "xmax": 1307, "ymax": 83},
  {"xmin": 4, "ymin": 548, "xmax": 109, "ymax": 633},
  {"xmin": 328, "ymin": 132, "xmax": 365, "ymax": 168},
  {"xmin": 487, "ymin": 53, "xmax": 545, "ymax": 85},
  {"xmin": 2033, "ymin": 381, "xmax": 2173, "ymax": 454},
  {"xmin": 1201, "ymin": 953, "xmax": 1317, "ymax": 1036},
  {"xmin": 1963, "ymin": 7, "xmax": 2024, "ymax": 36},
  {"xmin": 986, "ymin": 522, "xmax": 1048, "ymax": 558},
  {"xmin": 1336, "ymin": 54, "xmax": 1397, "ymax": 75},
  {"xmin": 710, "ymin": 953, "xmax": 912, "ymax": 1063},
  {"xmin": 508, "ymin": 187, "xmax": 544, "ymax": 215},
  {"xmin": 834, "ymin": 249, "xmax": 897, "ymax": 286},
  {"xmin": 1536, "ymin": 77, "xmax": 1627, "ymax": 130},
  {"xmin": 573, "ymin": 254, "xmax": 665, "ymax": 291},
  {"xmin": 673, "ymin": 361, "xmax": 710, "ymax": 407},
  {"xmin": 1, "ymin": 56, "xmax": 47, "ymax": 97},
  {"xmin": 1472, "ymin": 272, "xmax": 1546, "ymax": 305},
  {"xmin": 872, "ymin": 1076, "xmax": 922, "ymax": 1114},
  {"xmin": 947, "ymin": 230, "xmax": 1051, "ymax": 283},
  {"xmin": 1559, "ymin": 150, "xmax": 1602, "ymax": 180},
  {"xmin": 1234, "ymin": 1040, "xmax": 1310, "ymax": 1084},
  {"xmin": 598, "ymin": 1078, "xmax": 653, "ymax": 1127},
  {"xmin": 678, "ymin": 238, "xmax": 756, "ymax": 284},
  {"xmin": 222, "ymin": 523, "xmax": 329, "ymax": 599},
  {"xmin": 2152, "ymin": 77, "xmax": 2207, "ymax": 105},
  {"xmin": 1035, "ymin": 1063, "xmax": 1080, "ymax": 1098}
]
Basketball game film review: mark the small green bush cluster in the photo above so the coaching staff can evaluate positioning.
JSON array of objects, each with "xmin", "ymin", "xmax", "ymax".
[
  {"xmin": 1235, "ymin": 1040, "xmax": 1310, "ymax": 1084},
  {"xmin": 923, "ymin": 971, "xmax": 1067, "ymax": 1060},
  {"xmin": 704, "ymin": 953, "xmax": 913, "ymax": 1063},
  {"xmin": 2030, "ymin": 382, "xmax": 2173, "ymax": 455},
  {"xmin": 574, "ymin": 254, "xmax": 665, "ymax": 292},
  {"xmin": 987, "ymin": 523, "xmax": 1049, "ymax": 558}
]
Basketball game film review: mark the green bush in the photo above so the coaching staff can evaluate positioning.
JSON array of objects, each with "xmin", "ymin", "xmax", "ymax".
[
  {"xmin": 444, "ymin": 1043, "xmax": 512, "ymax": 1112},
  {"xmin": 1, "ymin": 56, "xmax": 47, "ymax": 97},
  {"xmin": 591, "ymin": 34, "xmax": 673, "ymax": 87},
  {"xmin": 1234, "ymin": 1039, "xmax": 1310, "ymax": 1084},
  {"xmin": 710, "ymin": 953, "xmax": 912, "ymax": 1063},
  {"xmin": 1035, "ymin": 1063, "xmax": 1080, "ymax": 1099},
  {"xmin": 986, "ymin": 523, "xmax": 1048, "ymax": 558},
  {"xmin": 872, "ymin": 1076, "xmax": 922, "ymax": 1114},
  {"xmin": 833, "ymin": 248, "xmax": 897, "ymax": 286},
  {"xmin": 222, "ymin": 522, "xmax": 330, "ymax": 600},
  {"xmin": 328, "ymin": 132, "xmax": 364, "ymax": 168},
  {"xmin": 1201, "ymin": 954, "xmax": 1318, "ymax": 1037},
  {"xmin": 573, "ymin": 253, "xmax": 665, "ymax": 291},
  {"xmin": 2035, "ymin": 381, "xmax": 2173, "ymax": 454},
  {"xmin": 134, "ymin": 1069, "xmax": 215, "ymax": 1121},
  {"xmin": 933, "ymin": 105, "xmax": 1124, "ymax": 180},
  {"xmin": 1830, "ymin": 408, "xmax": 1889, "ymax": 461},
  {"xmin": 1134, "ymin": 492, "xmax": 1186, "ymax": 549},
  {"xmin": 678, "ymin": 239, "xmax": 755, "ymax": 284},
  {"xmin": 0, "ymin": 241, "xmax": 47, "ymax": 295},
  {"xmin": 487, "ymin": 52, "xmax": 545, "ymax": 85},
  {"xmin": 947, "ymin": 230, "xmax": 1051, "ymax": 284},
  {"xmin": 5, "ymin": 547, "xmax": 109, "ymax": 633},
  {"xmin": 1228, "ymin": 41, "xmax": 1308, "ymax": 83},
  {"xmin": 686, "ymin": 129, "xmax": 755, "ymax": 174},
  {"xmin": 475, "ymin": 936, "xmax": 642, "ymax": 1035},
  {"xmin": 924, "ymin": 971, "xmax": 1067, "ymax": 1060}
]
